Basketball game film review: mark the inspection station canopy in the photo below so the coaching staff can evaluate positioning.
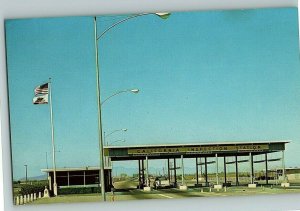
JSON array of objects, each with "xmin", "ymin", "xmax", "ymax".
[{"xmin": 104, "ymin": 140, "xmax": 289, "ymax": 161}]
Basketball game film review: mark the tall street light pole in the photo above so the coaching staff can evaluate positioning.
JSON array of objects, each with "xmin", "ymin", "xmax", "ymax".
[
  {"xmin": 94, "ymin": 17, "xmax": 106, "ymax": 201},
  {"xmin": 24, "ymin": 165, "xmax": 28, "ymax": 184},
  {"xmin": 94, "ymin": 12, "xmax": 170, "ymax": 202}
]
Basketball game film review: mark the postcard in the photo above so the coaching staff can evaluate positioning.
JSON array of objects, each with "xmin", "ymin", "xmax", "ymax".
[{"xmin": 5, "ymin": 7, "xmax": 300, "ymax": 205}]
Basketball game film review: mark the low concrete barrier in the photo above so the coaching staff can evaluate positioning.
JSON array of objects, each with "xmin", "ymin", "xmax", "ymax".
[
  {"xmin": 248, "ymin": 184, "xmax": 257, "ymax": 188},
  {"xmin": 179, "ymin": 185, "xmax": 188, "ymax": 190},
  {"xmin": 281, "ymin": 182, "xmax": 290, "ymax": 187},
  {"xmin": 20, "ymin": 195, "xmax": 23, "ymax": 205},
  {"xmin": 143, "ymin": 186, "xmax": 152, "ymax": 192},
  {"xmin": 214, "ymin": 184, "xmax": 223, "ymax": 190},
  {"xmin": 15, "ymin": 191, "xmax": 45, "ymax": 205}
]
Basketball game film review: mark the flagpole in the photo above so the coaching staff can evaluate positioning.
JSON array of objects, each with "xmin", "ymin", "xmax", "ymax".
[{"xmin": 49, "ymin": 77, "xmax": 58, "ymax": 196}]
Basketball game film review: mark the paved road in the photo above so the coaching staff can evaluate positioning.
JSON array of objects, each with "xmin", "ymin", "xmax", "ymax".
[{"xmin": 31, "ymin": 181, "xmax": 300, "ymax": 204}]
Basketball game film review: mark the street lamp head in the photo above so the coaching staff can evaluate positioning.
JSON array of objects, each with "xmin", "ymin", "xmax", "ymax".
[
  {"xmin": 130, "ymin": 89, "xmax": 139, "ymax": 94},
  {"xmin": 122, "ymin": 128, "xmax": 128, "ymax": 132},
  {"xmin": 155, "ymin": 13, "xmax": 171, "ymax": 19}
]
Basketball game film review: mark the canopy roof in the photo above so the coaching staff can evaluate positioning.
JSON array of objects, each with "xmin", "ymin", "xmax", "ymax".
[{"xmin": 104, "ymin": 140, "xmax": 289, "ymax": 161}]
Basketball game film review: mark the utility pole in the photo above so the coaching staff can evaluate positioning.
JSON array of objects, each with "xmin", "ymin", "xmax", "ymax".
[{"xmin": 24, "ymin": 165, "xmax": 28, "ymax": 184}]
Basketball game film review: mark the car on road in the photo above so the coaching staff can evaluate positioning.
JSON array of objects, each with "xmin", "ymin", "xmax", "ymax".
[{"xmin": 153, "ymin": 176, "xmax": 170, "ymax": 189}]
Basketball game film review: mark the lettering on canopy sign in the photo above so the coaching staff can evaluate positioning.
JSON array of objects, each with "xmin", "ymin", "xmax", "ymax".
[{"xmin": 127, "ymin": 144, "xmax": 269, "ymax": 155}]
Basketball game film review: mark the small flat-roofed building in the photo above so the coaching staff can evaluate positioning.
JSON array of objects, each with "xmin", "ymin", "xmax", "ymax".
[{"xmin": 41, "ymin": 166, "xmax": 112, "ymax": 193}]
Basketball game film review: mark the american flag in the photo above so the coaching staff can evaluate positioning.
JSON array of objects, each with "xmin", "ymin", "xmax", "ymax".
[
  {"xmin": 34, "ymin": 83, "xmax": 48, "ymax": 96},
  {"xmin": 33, "ymin": 94, "xmax": 48, "ymax": 104}
]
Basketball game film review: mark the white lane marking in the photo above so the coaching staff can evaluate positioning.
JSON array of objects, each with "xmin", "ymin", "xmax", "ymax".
[{"xmin": 158, "ymin": 194, "xmax": 173, "ymax": 199}]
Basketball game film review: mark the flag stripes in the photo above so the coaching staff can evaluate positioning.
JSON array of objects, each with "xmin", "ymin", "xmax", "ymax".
[{"xmin": 34, "ymin": 83, "xmax": 48, "ymax": 95}]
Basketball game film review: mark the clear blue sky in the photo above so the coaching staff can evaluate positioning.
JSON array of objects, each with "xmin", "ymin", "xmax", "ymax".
[{"xmin": 5, "ymin": 8, "xmax": 300, "ymax": 180}]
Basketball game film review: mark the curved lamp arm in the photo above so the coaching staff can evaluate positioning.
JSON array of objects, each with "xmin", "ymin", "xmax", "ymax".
[
  {"xmin": 96, "ymin": 12, "xmax": 170, "ymax": 40},
  {"xmin": 109, "ymin": 139, "xmax": 126, "ymax": 145},
  {"xmin": 101, "ymin": 89, "xmax": 139, "ymax": 106}
]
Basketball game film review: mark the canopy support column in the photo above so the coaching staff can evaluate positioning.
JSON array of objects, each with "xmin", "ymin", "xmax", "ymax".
[
  {"xmin": 205, "ymin": 157, "xmax": 208, "ymax": 186},
  {"xmin": 224, "ymin": 156, "xmax": 227, "ymax": 185},
  {"xmin": 167, "ymin": 158, "xmax": 170, "ymax": 182},
  {"xmin": 146, "ymin": 156, "xmax": 149, "ymax": 187},
  {"xmin": 265, "ymin": 153, "xmax": 268, "ymax": 185},
  {"xmin": 249, "ymin": 152, "xmax": 254, "ymax": 184},
  {"xmin": 215, "ymin": 153, "xmax": 219, "ymax": 185},
  {"xmin": 235, "ymin": 155, "xmax": 239, "ymax": 186},
  {"xmin": 181, "ymin": 155, "xmax": 185, "ymax": 185},
  {"xmin": 196, "ymin": 157, "xmax": 199, "ymax": 185},
  {"xmin": 174, "ymin": 158, "xmax": 177, "ymax": 187}
]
